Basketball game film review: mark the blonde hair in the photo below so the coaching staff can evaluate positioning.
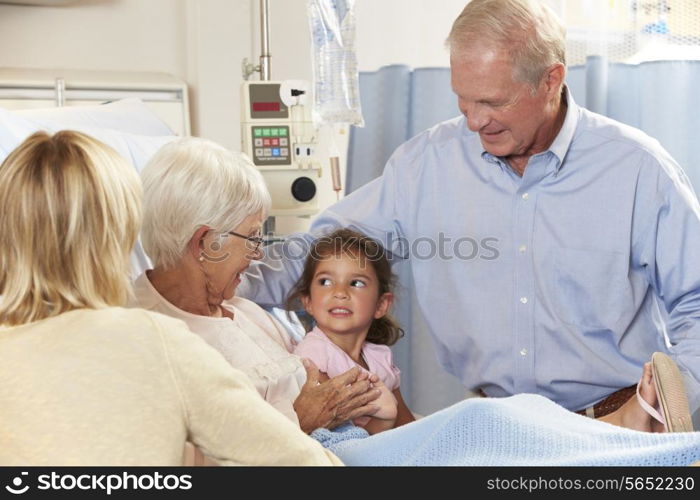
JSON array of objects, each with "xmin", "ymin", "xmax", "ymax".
[
  {"xmin": 140, "ymin": 137, "xmax": 271, "ymax": 270},
  {"xmin": 447, "ymin": 0, "xmax": 566, "ymax": 90},
  {"xmin": 0, "ymin": 130, "xmax": 142, "ymax": 326}
]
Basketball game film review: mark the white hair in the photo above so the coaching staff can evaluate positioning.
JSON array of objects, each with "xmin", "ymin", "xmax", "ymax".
[
  {"xmin": 447, "ymin": 0, "xmax": 566, "ymax": 89},
  {"xmin": 140, "ymin": 137, "xmax": 271, "ymax": 270}
]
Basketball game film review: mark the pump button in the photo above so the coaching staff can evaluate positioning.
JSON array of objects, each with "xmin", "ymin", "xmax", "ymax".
[{"xmin": 291, "ymin": 177, "xmax": 316, "ymax": 202}]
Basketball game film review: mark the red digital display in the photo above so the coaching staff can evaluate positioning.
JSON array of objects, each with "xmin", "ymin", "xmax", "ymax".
[{"xmin": 252, "ymin": 101, "xmax": 281, "ymax": 112}]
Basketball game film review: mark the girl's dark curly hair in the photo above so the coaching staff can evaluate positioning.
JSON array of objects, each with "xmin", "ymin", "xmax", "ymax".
[{"xmin": 286, "ymin": 228, "xmax": 404, "ymax": 346}]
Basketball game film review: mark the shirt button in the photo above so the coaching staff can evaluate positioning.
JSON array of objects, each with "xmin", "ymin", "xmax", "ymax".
[
  {"xmin": 520, "ymin": 297, "xmax": 528, "ymax": 304},
  {"xmin": 522, "ymin": 193, "xmax": 529, "ymax": 200},
  {"xmin": 520, "ymin": 348, "xmax": 528, "ymax": 356},
  {"xmin": 518, "ymin": 245, "xmax": 527, "ymax": 253}
]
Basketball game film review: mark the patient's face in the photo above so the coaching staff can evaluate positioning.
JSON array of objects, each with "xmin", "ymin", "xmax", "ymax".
[
  {"xmin": 201, "ymin": 211, "xmax": 264, "ymax": 302},
  {"xmin": 302, "ymin": 251, "xmax": 390, "ymax": 341}
]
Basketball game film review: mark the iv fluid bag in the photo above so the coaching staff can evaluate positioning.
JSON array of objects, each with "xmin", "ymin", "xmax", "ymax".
[{"xmin": 308, "ymin": 0, "xmax": 364, "ymax": 127}]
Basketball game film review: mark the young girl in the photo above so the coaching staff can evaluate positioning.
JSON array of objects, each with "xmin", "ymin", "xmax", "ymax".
[{"xmin": 288, "ymin": 228, "xmax": 415, "ymax": 434}]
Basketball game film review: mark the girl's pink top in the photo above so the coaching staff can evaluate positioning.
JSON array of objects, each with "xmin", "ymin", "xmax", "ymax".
[
  {"xmin": 293, "ymin": 327, "xmax": 401, "ymax": 389},
  {"xmin": 293, "ymin": 327, "xmax": 401, "ymax": 426}
]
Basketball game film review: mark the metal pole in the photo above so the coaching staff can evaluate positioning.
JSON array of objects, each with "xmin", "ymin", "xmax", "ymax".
[
  {"xmin": 54, "ymin": 77, "xmax": 66, "ymax": 107},
  {"xmin": 260, "ymin": 0, "xmax": 271, "ymax": 80}
]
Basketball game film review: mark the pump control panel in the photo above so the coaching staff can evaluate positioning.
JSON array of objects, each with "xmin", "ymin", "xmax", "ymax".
[{"xmin": 241, "ymin": 81, "xmax": 321, "ymax": 216}]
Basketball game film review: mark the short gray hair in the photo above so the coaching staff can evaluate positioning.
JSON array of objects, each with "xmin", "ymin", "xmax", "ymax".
[
  {"xmin": 140, "ymin": 137, "xmax": 271, "ymax": 270},
  {"xmin": 447, "ymin": 0, "xmax": 566, "ymax": 89}
]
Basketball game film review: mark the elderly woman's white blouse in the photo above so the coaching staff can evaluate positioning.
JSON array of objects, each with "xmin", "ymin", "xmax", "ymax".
[{"xmin": 131, "ymin": 272, "xmax": 306, "ymax": 425}]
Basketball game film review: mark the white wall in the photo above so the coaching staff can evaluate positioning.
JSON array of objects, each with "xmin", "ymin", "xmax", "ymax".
[
  {"xmin": 0, "ymin": 0, "xmax": 251, "ymax": 151},
  {"xmin": 355, "ymin": 0, "xmax": 467, "ymax": 71},
  {"xmin": 184, "ymin": 0, "xmax": 252, "ymax": 149},
  {"xmin": 266, "ymin": 0, "xmax": 468, "ymax": 73},
  {"xmin": 0, "ymin": 0, "xmax": 187, "ymax": 74}
]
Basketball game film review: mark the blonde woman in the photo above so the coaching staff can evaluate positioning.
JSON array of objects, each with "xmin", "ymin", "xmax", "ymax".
[{"xmin": 0, "ymin": 131, "xmax": 340, "ymax": 466}]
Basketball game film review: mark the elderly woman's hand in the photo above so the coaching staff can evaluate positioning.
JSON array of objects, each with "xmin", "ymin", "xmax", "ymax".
[{"xmin": 293, "ymin": 358, "xmax": 382, "ymax": 434}]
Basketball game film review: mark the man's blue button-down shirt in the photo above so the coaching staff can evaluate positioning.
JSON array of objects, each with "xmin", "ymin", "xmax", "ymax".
[{"xmin": 242, "ymin": 89, "xmax": 700, "ymax": 414}]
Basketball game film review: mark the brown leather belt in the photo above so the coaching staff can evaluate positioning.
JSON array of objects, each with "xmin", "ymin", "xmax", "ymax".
[
  {"xmin": 478, "ymin": 385, "xmax": 637, "ymax": 419},
  {"xmin": 574, "ymin": 385, "xmax": 637, "ymax": 418}
]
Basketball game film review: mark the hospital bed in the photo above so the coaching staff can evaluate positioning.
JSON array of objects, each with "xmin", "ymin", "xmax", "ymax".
[{"xmin": 4, "ymin": 98, "xmax": 699, "ymax": 468}]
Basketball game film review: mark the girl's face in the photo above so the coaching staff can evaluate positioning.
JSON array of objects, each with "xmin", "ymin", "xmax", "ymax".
[{"xmin": 301, "ymin": 251, "xmax": 393, "ymax": 340}]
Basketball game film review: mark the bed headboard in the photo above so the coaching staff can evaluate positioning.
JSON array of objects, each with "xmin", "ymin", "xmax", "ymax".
[
  {"xmin": 0, "ymin": 67, "xmax": 189, "ymax": 136},
  {"xmin": 0, "ymin": 86, "xmax": 185, "ymax": 279}
]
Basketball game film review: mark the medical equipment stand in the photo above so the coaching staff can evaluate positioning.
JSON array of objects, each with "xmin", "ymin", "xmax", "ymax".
[{"xmin": 241, "ymin": 0, "xmax": 332, "ymax": 240}]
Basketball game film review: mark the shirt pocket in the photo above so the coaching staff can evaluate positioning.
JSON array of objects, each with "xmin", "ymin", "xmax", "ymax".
[{"xmin": 553, "ymin": 247, "xmax": 630, "ymax": 330}]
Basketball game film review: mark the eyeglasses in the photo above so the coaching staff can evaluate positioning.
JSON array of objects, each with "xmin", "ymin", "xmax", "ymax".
[{"xmin": 227, "ymin": 230, "xmax": 264, "ymax": 253}]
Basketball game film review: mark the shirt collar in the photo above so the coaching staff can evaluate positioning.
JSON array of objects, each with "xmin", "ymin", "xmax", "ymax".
[
  {"xmin": 547, "ymin": 85, "xmax": 578, "ymax": 169},
  {"xmin": 479, "ymin": 85, "xmax": 579, "ymax": 173}
]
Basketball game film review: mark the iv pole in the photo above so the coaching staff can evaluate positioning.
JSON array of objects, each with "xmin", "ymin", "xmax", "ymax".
[
  {"xmin": 260, "ymin": 0, "xmax": 270, "ymax": 81},
  {"xmin": 242, "ymin": 0, "xmax": 271, "ymax": 82},
  {"xmin": 242, "ymin": 0, "xmax": 279, "ymax": 237}
]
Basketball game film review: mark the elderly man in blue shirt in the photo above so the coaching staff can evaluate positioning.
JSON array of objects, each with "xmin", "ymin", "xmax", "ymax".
[{"xmin": 239, "ymin": 0, "xmax": 700, "ymax": 425}]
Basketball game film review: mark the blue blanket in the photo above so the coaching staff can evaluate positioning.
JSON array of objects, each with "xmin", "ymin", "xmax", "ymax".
[{"xmin": 312, "ymin": 394, "xmax": 700, "ymax": 466}]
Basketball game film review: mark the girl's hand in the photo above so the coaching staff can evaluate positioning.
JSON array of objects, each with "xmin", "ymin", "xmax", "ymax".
[
  {"xmin": 368, "ymin": 380, "xmax": 398, "ymax": 420},
  {"xmin": 293, "ymin": 358, "xmax": 382, "ymax": 434},
  {"xmin": 359, "ymin": 380, "xmax": 399, "ymax": 435}
]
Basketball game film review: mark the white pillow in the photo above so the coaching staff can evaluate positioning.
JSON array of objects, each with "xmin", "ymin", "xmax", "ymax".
[
  {"xmin": 0, "ymin": 107, "xmax": 176, "ymax": 277},
  {"xmin": 14, "ymin": 98, "xmax": 174, "ymax": 137},
  {"xmin": 0, "ymin": 108, "xmax": 37, "ymax": 156},
  {"xmin": 0, "ymin": 107, "xmax": 175, "ymax": 171},
  {"xmin": 72, "ymin": 127, "xmax": 175, "ymax": 173}
]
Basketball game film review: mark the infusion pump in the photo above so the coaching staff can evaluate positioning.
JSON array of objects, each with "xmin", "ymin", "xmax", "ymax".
[{"xmin": 240, "ymin": 80, "xmax": 321, "ymax": 217}]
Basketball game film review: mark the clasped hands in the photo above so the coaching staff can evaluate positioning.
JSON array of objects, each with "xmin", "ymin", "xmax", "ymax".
[{"xmin": 293, "ymin": 358, "xmax": 386, "ymax": 434}]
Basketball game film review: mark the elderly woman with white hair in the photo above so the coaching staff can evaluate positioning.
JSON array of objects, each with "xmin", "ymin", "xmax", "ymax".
[
  {"xmin": 132, "ymin": 137, "xmax": 381, "ymax": 434},
  {"xmin": 0, "ymin": 130, "xmax": 339, "ymax": 466}
]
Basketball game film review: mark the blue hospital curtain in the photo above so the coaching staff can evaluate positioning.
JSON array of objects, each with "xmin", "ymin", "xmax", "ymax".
[
  {"xmin": 347, "ymin": 65, "xmax": 465, "ymax": 415},
  {"xmin": 346, "ymin": 59, "xmax": 700, "ymax": 415},
  {"xmin": 567, "ymin": 57, "xmax": 700, "ymax": 191}
]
